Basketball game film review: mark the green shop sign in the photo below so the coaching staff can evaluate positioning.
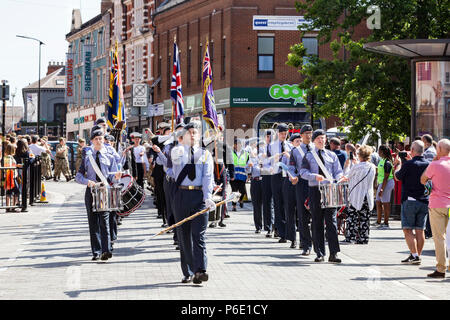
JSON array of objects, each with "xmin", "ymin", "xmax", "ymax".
[{"xmin": 230, "ymin": 85, "xmax": 307, "ymax": 108}]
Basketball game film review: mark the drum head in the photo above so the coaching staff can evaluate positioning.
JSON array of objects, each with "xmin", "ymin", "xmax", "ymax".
[{"xmin": 118, "ymin": 174, "xmax": 133, "ymax": 192}]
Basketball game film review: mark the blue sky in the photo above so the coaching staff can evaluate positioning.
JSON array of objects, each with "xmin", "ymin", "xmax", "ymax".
[{"xmin": 0, "ymin": 0, "xmax": 102, "ymax": 106}]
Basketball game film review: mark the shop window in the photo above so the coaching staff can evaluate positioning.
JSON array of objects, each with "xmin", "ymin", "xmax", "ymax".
[
  {"xmin": 302, "ymin": 37, "xmax": 318, "ymax": 65},
  {"xmin": 258, "ymin": 36, "xmax": 274, "ymax": 73}
]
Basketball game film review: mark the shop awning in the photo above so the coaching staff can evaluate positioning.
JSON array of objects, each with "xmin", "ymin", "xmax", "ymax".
[{"xmin": 363, "ymin": 39, "xmax": 450, "ymax": 58}]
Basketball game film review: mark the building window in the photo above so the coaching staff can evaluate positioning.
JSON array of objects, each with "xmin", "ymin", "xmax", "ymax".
[
  {"xmin": 126, "ymin": 48, "xmax": 133, "ymax": 84},
  {"xmin": 302, "ymin": 37, "xmax": 318, "ymax": 65},
  {"xmin": 134, "ymin": 0, "xmax": 144, "ymax": 29},
  {"xmin": 135, "ymin": 44, "xmax": 144, "ymax": 81},
  {"xmin": 258, "ymin": 36, "xmax": 274, "ymax": 72},
  {"xmin": 114, "ymin": 3, "xmax": 122, "ymax": 40}
]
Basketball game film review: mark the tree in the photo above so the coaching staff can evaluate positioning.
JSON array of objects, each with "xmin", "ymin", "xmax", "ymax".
[{"xmin": 287, "ymin": 0, "xmax": 449, "ymax": 142}]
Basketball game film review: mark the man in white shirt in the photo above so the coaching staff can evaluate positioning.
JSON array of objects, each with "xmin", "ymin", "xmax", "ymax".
[{"xmin": 29, "ymin": 135, "xmax": 49, "ymax": 157}]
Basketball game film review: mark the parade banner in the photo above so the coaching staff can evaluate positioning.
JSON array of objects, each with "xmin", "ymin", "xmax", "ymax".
[
  {"xmin": 65, "ymin": 52, "xmax": 75, "ymax": 104},
  {"xmin": 82, "ymin": 44, "xmax": 94, "ymax": 100},
  {"xmin": 26, "ymin": 92, "xmax": 38, "ymax": 122}
]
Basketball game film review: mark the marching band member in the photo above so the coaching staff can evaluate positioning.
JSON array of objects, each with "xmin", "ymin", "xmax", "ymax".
[
  {"xmin": 125, "ymin": 132, "xmax": 148, "ymax": 189},
  {"xmin": 170, "ymin": 121, "xmax": 215, "ymax": 284},
  {"xmin": 299, "ymin": 129, "xmax": 344, "ymax": 263},
  {"xmin": 289, "ymin": 125, "xmax": 314, "ymax": 255},
  {"xmin": 284, "ymin": 133, "xmax": 301, "ymax": 249},
  {"xmin": 261, "ymin": 130, "xmax": 275, "ymax": 238},
  {"xmin": 246, "ymin": 138, "xmax": 264, "ymax": 233},
  {"xmin": 75, "ymin": 129, "xmax": 121, "ymax": 261},
  {"xmin": 268, "ymin": 123, "xmax": 291, "ymax": 243}
]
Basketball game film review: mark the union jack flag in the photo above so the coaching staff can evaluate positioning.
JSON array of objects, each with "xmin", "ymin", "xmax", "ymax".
[{"xmin": 170, "ymin": 42, "xmax": 184, "ymax": 125}]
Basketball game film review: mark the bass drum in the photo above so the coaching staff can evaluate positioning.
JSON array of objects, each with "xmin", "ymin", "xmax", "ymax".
[{"xmin": 117, "ymin": 174, "xmax": 146, "ymax": 217}]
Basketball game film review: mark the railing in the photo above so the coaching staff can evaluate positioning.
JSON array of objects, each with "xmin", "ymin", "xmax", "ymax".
[{"xmin": 0, "ymin": 156, "xmax": 43, "ymax": 212}]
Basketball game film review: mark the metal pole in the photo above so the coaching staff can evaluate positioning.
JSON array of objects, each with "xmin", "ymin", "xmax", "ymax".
[{"xmin": 38, "ymin": 42, "xmax": 41, "ymax": 136}]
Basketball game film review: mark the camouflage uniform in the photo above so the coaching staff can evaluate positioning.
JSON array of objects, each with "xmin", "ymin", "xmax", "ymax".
[
  {"xmin": 40, "ymin": 149, "xmax": 52, "ymax": 179},
  {"xmin": 75, "ymin": 146, "xmax": 84, "ymax": 172},
  {"xmin": 54, "ymin": 143, "xmax": 71, "ymax": 181}
]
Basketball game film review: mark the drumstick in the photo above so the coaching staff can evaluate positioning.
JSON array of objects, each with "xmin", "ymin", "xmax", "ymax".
[{"xmin": 133, "ymin": 192, "xmax": 240, "ymax": 248}]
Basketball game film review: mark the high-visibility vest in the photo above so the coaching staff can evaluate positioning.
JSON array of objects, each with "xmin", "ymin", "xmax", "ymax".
[
  {"xmin": 233, "ymin": 151, "xmax": 248, "ymax": 181},
  {"xmin": 377, "ymin": 158, "xmax": 393, "ymax": 184}
]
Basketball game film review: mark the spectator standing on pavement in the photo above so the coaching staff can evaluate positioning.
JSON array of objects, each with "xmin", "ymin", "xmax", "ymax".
[
  {"xmin": 421, "ymin": 139, "xmax": 450, "ymax": 279},
  {"xmin": 393, "ymin": 140, "xmax": 429, "ymax": 265},
  {"xmin": 4, "ymin": 143, "xmax": 20, "ymax": 212},
  {"xmin": 329, "ymin": 137, "xmax": 346, "ymax": 169},
  {"xmin": 343, "ymin": 143, "xmax": 357, "ymax": 173},
  {"xmin": 75, "ymin": 138, "xmax": 86, "ymax": 172},
  {"xmin": 422, "ymin": 134, "xmax": 437, "ymax": 162},
  {"xmin": 343, "ymin": 145, "xmax": 376, "ymax": 244},
  {"xmin": 375, "ymin": 145, "xmax": 395, "ymax": 228}
]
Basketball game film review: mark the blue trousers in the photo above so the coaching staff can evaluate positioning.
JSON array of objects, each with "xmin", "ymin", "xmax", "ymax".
[
  {"xmin": 250, "ymin": 178, "xmax": 263, "ymax": 231},
  {"xmin": 271, "ymin": 173, "xmax": 286, "ymax": 239},
  {"xmin": 309, "ymin": 187, "xmax": 340, "ymax": 257},
  {"xmin": 85, "ymin": 188, "xmax": 111, "ymax": 256},
  {"xmin": 163, "ymin": 178, "xmax": 177, "ymax": 242},
  {"xmin": 173, "ymin": 189, "xmax": 208, "ymax": 277},
  {"xmin": 283, "ymin": 177, "xmax": 297, "ymax": 242},
  {"xmin": 295, "ymin": 179, "xmax": 312, "ymax": 250},
  {"xmin": 261, "ymin": 175, "xmax": 274, "ymax": 231}
]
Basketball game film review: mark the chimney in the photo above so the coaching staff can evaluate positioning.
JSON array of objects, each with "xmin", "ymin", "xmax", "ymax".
[
  {"xmin": 71, "ymin": 9, "xmax": 82, "ymax": 31},
  {"xmin": 101, "ymin": 0, "xmax": 114, "ymax": 13},
  {"xmin": 47, "ymin": 61, "xmax": 62, "ymax": 75}
]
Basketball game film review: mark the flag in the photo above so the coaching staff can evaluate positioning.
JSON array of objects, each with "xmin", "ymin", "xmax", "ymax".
[
  {"xmin": 202, "ymin": 40, "xmax": 219, "ymax": 130},
  {"xmin": 107, "ymin": 42, "xmax": 126, "ymax": 129},
  {"xmin": 170, "ymin": 42, "xmax": 184, "ymax": 125}
]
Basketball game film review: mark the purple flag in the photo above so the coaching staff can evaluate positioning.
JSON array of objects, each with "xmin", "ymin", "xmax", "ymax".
[{"xmin": 202, "ymin": 41, "xmax": 218, "ymax": 130}]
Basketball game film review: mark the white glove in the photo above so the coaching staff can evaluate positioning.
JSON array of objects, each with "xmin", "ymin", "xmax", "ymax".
[{"xmin": 205, "ymin": 198, "xmax": 216, "ymax": 212}]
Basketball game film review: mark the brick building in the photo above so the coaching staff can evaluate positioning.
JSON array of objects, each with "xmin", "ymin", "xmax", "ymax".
[{"xmin": 152, "ymin": 0, "xmax": 340, "ymax": 134}]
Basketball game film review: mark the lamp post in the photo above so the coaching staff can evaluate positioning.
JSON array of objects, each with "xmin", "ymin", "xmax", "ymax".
[{"xmin": 16, "ymin": 35, "xmax": 45, "ymax": 135}]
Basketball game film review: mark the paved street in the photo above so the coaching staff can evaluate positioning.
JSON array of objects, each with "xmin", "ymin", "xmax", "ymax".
[{"xmin": 0, "ymin": 180, "xmax": 448, "ymax": 300}]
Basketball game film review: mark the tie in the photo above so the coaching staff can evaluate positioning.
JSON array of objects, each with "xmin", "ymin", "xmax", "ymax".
[
  {"xmin": 306, "ymin": 144, "xmax": 311, "ymax": 152},
  {"xmin": 95, "ymin": 151, "xmax": 102, "ymax": 182},
  {"xmin": 317, "ymin": 149, "xmax": 325, "ymax": 177},
  {"xmin": 188, "ymin": 146, "xmax": 196, "ymax": 180},
  {"xmin": 267, "ymin": 145, "xmax": 271, "ymax": 157}
]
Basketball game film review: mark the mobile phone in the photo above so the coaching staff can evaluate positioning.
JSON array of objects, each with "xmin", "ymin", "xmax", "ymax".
[
  {"xmin": 349, "ymin": 152, "xmax": 353, "ymax": 160},
  {"xmin": 399, "ymin": 151, "xmax": 407, "ymax": 159}
]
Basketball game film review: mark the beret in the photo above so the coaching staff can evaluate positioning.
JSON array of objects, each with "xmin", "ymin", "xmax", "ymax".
[
  {"xmin": 105, "ymin": 135, "xmax": 115, "ymax": 142},
  {"xmin": 300, "ymin": 125, "xmax": 313, "ymax": 134},
  {"xmin": 91, "ymin": 125, "xmax": 102, "ymax": 132},
  {"xmin": 289, "ymin": 133, "xmax": 301, "ymax": 142},
  {"xmin": 90, "ymin": 129, "xmax": 104, "ymax": 140},
  {"xmin": 312, "ymin": 129, "xmax": 326, "ymax": 142},
  {"xmin": 95, "ymin": 117, "xmax": 106, "ymax": 125},
  {"xmin": 277, "ymin": 123, "xmax": 289, "ymax": 132}
]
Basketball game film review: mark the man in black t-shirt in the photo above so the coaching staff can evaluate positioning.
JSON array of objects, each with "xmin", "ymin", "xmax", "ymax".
[{"xmin": 394, "ymin": 140, "xmax": 429, "ymax": 265}]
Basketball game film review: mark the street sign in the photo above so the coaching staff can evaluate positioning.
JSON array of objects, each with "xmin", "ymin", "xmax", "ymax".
[
  {"xmin": 132, "ymin": 83, "xmax": 148, "ymax": 107},
  {"xmin": 0, "ymin": 84, "xmax": 10, "ymax": 100}
]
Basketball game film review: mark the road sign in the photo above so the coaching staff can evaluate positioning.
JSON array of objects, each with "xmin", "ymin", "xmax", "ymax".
[{"xmin": 132, "ymin": 83, "xmax": 148, "ymax": 107}]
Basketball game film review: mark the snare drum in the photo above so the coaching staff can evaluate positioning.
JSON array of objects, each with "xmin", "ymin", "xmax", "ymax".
[
  {"xmin": 117, "ymin": 174, "xmax": 145, "ymax": 217},
  {"xmin": 91, "ymin": 184, "xmax": 123, "ymax": 213},
  {"xmin": 318, "ymin": 181, "xmax": 349, "ymax": 208}
]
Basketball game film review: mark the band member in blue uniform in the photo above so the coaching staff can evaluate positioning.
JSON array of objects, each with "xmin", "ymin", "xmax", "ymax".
[
  {"xmin": 246, "ymin": 138, "xmax": 264, "ymax": 233},
  {"xmin": 268, "ymin": 123, "xmax": 291, "ymax": 243},
  {"xmin": 76, "ymin": 129, "xmax": 121, "ymax": 261},
  {"xmin": 300, "ymin": 129, "xmax": 345, "ymax": 263},
  {"xmin": 170, "ymin": 121, "xmax": 215, "ymax": 284},
  {"xmin": 285, "ymin": 133, "xmax": 301, "ymax": 248},
  {"xmin": 289, "ymin": 125, "xmax": 314, "ymax": 255},
  {"xmin": 261, "ymin": 130, "xmax": 275, "ymax": 237}
]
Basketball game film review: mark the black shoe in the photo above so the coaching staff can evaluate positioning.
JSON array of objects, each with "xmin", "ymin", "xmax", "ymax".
[
  {"xmin": 232, "ymin": 206, "xmax": 237, "ymax": 212},
  {"xmin": 225, "ymin": 214, "xmax": 230, "ymax": 218},
  {"xmin": 274, "ymin": 231, "xmax": 280, "ymax": 238},
  {"xmin": 278, "ymin": 238, "xmax": 287, "ymax": 243},
  {"xmin": 239, "ymin": 202, "xmax": 243, "ymax": 208},
  {"xmin": 193, "ymin": 271, "xmax": 208, "ymax": 284},
  {"xmin": 427, "ymin": 270, "xmax": 445, "ymax": 278},
  {"xmin": 290, "ymin": 241, "xmax": 297, "ymax": 248},
  {"xmin": 218, "ymin": 221, "xmax": 226, "ymax": 227},
  {"xmin": 175, "ymin": 246, "xmax": 180, "ymax": 250},
  {"xmin": 92, "ymin": 254, "xmax": 99, "ymax": 261},
  {"xmin": 209, "ymin": 222, "xmax": 217, "ymax": 228},
  {"xmin": 181, "ymin": 275, "xmax": 193, "ymax": 283},
  {"xmin": 255, "ymin": 229, "xmax": 261, "ymax": 234},
  {"xmin": 314, "ymin": 256, "xmax": 324, "ymax": 262},
  {"xmin": 401, "ymin": 254, "xmax": 420, "ymax": 264},
  {"xmin": 266, "ymin": 231, "xmax": 273, "ymax": 238},
  {"xmin": 301, "ymin": 249, "xmax": 311, "ymax": 256},
  {"xmin": 100, "ymin": 252, "xmax": 111, "ymax": 261},
  {"xmin": 328, "ymin": 254, "xmax": 341, "ymax": 263}
]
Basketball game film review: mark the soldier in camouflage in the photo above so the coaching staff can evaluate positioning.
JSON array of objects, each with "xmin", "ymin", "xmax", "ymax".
[{"xmin": 54, "ymin": 137, "xmax": 72, "ymax": 182}]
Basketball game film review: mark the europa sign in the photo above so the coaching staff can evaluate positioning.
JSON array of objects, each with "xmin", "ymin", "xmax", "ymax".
[{"xmin": 269, "ymin": 84, "xmax": 306, "ymax": 105}]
